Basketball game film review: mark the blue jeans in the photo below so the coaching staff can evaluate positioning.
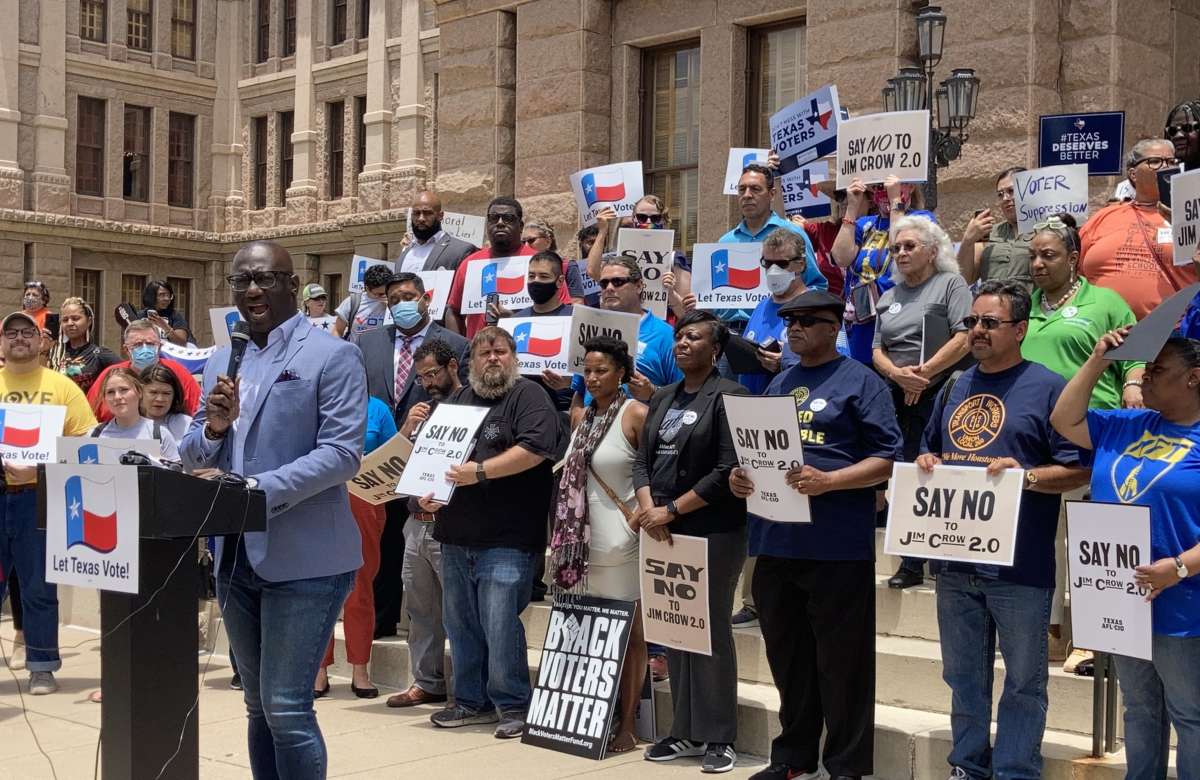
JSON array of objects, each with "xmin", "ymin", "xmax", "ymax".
[
  {"xmin": 936, "ymin": 572, "xmax": 1052, "ymax": 780},
  {"xmin": 0, "ymin": 489, "xmax": 60, "ymax": 672},
  {"xmin": 1115, "ymin": 633, "xmax": 1200, "ymax": 780},
  {"xmin": 217, "ymin": 542, "xmax": 354, "ymax": 780},
  {"xmin": 440, "ymin": 544, "xmax": 534, "ymax": 714}
]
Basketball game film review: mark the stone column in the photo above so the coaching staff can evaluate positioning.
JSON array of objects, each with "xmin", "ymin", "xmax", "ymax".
[
  {"xmin": 210, "ymin": 0, "xmax": 246, "ymax": 232},
  {"xmin": 0, "ymin": 239, "xmax": 23, "ymax": 312},
  {"xmin": 0, "ymin": 0, "xmax": 23, "ymax": 209},
  {"xmin": 357, "ymin": 0, "xmax": 394, "ymax": 211},
  {"xmin": 435, "ymin": 8, "xmax": 516, "ymax": 215},
  {"xmin": 696, "ymin": 22, "xmax": 744, "ymax": 241},
  {"xmin": 284, "ymin": 0, "xmax": 319, "ymax": 223},
  {"xmin": 513, "ymin": 0, "xmax": 611, "ymax": 236},
  {"xmin": 32, "ymin": 2, "xmax": 72, "ymax": 214},
  {"xmin": 29, "ymin": 242, "xmax": 72, "ymax": 304},
  {"xmin": 388, "ymin": 0, "xmax": 428, "ymax": 209},
  {"xmin": 109, "ymin": 0, "xmax": 130, "ymax": 62}
]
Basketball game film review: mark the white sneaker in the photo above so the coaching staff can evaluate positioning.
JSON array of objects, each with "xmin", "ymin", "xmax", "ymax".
[
  {"xmin": 9, "ymin": 634, "xmax": 26, "ymax": 670},
  {"xmin": 28, "ymin": 671, "xmax": 58, "ymax": 695}
]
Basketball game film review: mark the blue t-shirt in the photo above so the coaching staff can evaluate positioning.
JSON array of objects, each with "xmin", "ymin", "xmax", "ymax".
[
  {"xmin": 364, "ymin": 395, "xmax": 398, "ymax": 455},
  {"xmin": 922, "ymin": 361, "xmax": 1081, "ymax": 588},
  {"xmin": 716, "ymin": 214, "xmax": 826, "ymax": 324},
  {"xmin": 749, "ymin": 357, "xmax": 903, "ymax": 560},
  {"xmin": 1086, "ymin": 409, "xmax": 1200, "ymax": 637},
  {"xmin": 1180, "ymin": 290, "xmax": 1200, "ymax": 339},
  {"xmin": 845, "ymin": 209, "xmax": 938, "ymax": 364},
  {"xmin": 571, "ymin": 310, "xmax": 682, "ymax": 404}
]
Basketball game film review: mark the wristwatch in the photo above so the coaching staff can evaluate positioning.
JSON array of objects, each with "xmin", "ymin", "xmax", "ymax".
[
  {"xmin": 475, "ymin": 463, "xmax": 488, "ymax": 484},
  {"xmin": 245, "ymin": 477, "xmax": 259, "ymax": 490},
  {"xmin": 1025, "ymin": 470, "xmax": 1039, "ymax": 488},
  {"xmin": 1175, "ymin": 555, "xmax": 1190, "ymax": 580},
  {"xmin": 665, "ymin": 499, "xmax": 679, "ymax": 518}
]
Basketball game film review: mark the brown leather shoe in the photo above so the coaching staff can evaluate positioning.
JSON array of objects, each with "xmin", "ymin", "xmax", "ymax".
[{"xmin": 386, "ymin": 684, "xmax": 448, "ymax": 708}]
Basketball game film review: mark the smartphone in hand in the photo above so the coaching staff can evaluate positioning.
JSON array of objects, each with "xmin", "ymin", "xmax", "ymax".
[
  {"xmin": 759, "ymin": 336, "xmax": 783, "ymax": 353},
  {"xmin": 485, "ymin": 293, "xmax": 501, "ymax": 325}
]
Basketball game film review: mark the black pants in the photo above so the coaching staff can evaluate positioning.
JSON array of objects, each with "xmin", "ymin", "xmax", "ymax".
[
  {"xmin": 372, "ymin": 502, "xmax": 407, "ymax": 637},
  {"xmin": 891, "ymin": 380, "xmax": 943, "ymax": 575},
  {"xmin": 753, "ymin": 556, "xmax": 875, "ymax": 776}
]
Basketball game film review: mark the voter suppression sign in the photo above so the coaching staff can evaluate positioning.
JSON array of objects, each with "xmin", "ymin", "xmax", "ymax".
[
  {"xmin": 884, "ymin": 462, "xmax": 1024, "ymax": 566},
  {"xmin": 1039, "ymin": 111, "xmax": 1125, "ymax": 176}
]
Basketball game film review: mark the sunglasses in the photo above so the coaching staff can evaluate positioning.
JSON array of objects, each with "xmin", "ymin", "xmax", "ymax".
[
  {"xmin": 486, "ymin": 212, "xmax": 520, "ymax": 225},
  {"xmin": 784, "ymin": 315, "xmax": 838, "ymax": 328},
  {"xmin": 962, "ymin": 315, "xmax": 1019, "ymax": 331},
  {"xmin": 761, "ymin": 256, "xmax": 803, "ymax": 270},
  {"xmin": 633, "ymin": 213, "xmax": 665, "ymax": 226},
  {"xmin": 521, "ymin": 236, "xmax": 544, "ymax": 246},
  {"xmin": 597, "ymin": 277, "xmax": 634, "ymax": 290},
  {"xmin": 890, "ymin": 241, "xmax": 923, "ymax": 254},
  {"xmin": 1166, "ymin": 123, "xmax": 1198, "ymax": 137}
]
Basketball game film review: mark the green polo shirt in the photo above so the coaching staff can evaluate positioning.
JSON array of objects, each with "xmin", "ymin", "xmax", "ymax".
[{"xmin": 1022, "ymin": 279, "xmax": 1141, "ymax": 410}]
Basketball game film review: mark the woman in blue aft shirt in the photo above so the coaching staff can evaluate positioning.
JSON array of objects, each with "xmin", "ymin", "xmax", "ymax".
[{"xmin": 1051, "ymin": 332, "xmax": 1200, "ymax": 780}]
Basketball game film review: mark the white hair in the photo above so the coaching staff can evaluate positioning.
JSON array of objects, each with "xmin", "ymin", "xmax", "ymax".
[{"xmin": 890, "ymin": 215, "xmax": 957, "ymax": 274}]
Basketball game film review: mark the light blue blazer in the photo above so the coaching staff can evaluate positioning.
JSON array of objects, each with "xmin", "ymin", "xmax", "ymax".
[{"xmin": 180, "ymin": 317, "xmax": 368, "ymax": 582}]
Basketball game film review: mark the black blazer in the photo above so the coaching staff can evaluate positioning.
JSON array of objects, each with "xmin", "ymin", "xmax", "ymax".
[
  {"xmin": 399, "ymin": 233, "xmax": 477, "ymax": 273},
  {"xmin": 356, "ymin": 321, "xmax": 470, "ymax": 426},
  {"xmin": 633, "ymin": 371, "xmax": 747, "ymax": 537}
]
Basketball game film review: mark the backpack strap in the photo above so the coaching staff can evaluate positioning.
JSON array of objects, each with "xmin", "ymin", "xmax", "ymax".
[
  {"xmin": 89, "ymin": 420, "xmax": 109, "ymax": 438},
  {"xmin": 937, "ymin": 369, "xmax": 964, "ymax": 411},
  {"xmin": 342, "ymin": 293, "xmax": 363, "ymax": 340},
  {"xmin": 152, "ymin": 419, "xmax": 162, "ymax": 441}
]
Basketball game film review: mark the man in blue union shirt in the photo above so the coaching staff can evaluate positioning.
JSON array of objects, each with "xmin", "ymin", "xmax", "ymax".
[
  {"xmin": 916, "ymin": 280, "xmax": 1089, "ymax": 780},
  {"xmin": 729, "ymin": 289, "xmax": 901, "ymax": 780}
]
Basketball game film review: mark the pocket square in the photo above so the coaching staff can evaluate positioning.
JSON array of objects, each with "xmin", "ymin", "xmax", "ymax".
[{"xmin": 275, "ymin": 370, "xmax": 301, "ymax": 383}]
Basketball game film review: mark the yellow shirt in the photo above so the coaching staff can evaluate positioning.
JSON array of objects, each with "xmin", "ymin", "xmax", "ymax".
[{"xmin": 0, "ymin": 366, "xmax": 97, "ymax": 483}]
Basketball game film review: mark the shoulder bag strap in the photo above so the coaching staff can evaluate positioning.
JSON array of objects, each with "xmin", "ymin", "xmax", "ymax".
[
  {"xmin": 587, "ymin": 464, "xmax": 636, "ymax": 523},
  {"xmin": 1130, "ymin": 207, "xmax": 1182, "ymax": 293}
]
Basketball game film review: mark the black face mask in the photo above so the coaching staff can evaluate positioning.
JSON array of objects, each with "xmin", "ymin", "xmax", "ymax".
[
  {"xmin": 527, "ymin": 280, "xmax": 560, "ymax": 305},
  {"xmin": 412, "ymin": 219, "xmax": 442, "ymax": 242}
]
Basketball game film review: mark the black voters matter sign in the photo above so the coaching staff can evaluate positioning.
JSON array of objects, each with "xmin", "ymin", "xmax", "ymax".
[{"xmin": 522, "ymin": 596, "xmax": 634, "ymax": 760}]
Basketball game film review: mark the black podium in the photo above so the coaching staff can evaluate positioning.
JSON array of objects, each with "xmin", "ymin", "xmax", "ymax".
[{"xmin": 39, "ymin": 466, "xmax": 265, "ymax": 780}]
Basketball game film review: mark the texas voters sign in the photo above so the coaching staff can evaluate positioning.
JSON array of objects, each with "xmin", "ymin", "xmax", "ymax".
[
  {"xmin": 523, "ymin": 595, "xmax": 634, "ymax": 760},
  {"xmin": 769, "ymin": 84, "xmax": 841, "ymax": 174},
  {"xmin": 640, "ymin": 530, "xmax": 711, "ymax": 656},
  {"xmin": 691, "ymin": 243, "xmax": 769, "ymax": 309},
  {"xmin": 884, "ymin": 462, "xmax": 1024, "ymax": 566},
  {"xmin": 1065, "ymin": 501, "xmax": 1152, "ymax": 660},
  {"xmin": 499, "ymin": 316, "xmax": 572, "ymax": 375},
  {"xmin": 1038, "ymin": 111, "xmax": 1125, "ymax": 176},
  {"xmin": 570, "ymin": 161, "xmax": 645, "ymax": 227},
  {"xmin": 44, "ymin": 464, "xmax": 141, "ymax": 594},
  {"xmin": 723, "ymin": 393, "xmax": 811, "ymax": 523},
  {"xmin": 780, "ymin": 160, "xmax": 832, "ymax": 218},
  {"xmin": 394, "ymin": 404, "xmax": 490, "ymax": 504},
  {"xmin": 1012, "ymin": 164, "xmax": 1090, "ymax": 235}
]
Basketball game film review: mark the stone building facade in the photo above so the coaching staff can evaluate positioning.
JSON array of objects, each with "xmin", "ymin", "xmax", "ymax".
[{"xmin": 2, "ymin": 0, "xmax": 1199, "ymax": 350}]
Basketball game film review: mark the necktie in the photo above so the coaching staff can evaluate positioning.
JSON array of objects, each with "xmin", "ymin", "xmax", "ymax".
[{"xmin": 394, "ymin": 335, "xmax": 416, "ymax": 400}]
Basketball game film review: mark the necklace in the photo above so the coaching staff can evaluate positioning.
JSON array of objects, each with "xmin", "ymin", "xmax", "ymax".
[{"xmin": 1042, "ymin": 277, "xmax": 1081, "ymax": 312}]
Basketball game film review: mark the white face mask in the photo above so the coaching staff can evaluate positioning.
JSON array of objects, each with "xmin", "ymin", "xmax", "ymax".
[{"xmin": 765, "ymin": 264, "xmax": 796, "ymax": 294}]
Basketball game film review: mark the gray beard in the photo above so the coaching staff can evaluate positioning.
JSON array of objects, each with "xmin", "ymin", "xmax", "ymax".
[{"xmin": 469, "ymin": 364, "xmax": 519, "ymax": 399}]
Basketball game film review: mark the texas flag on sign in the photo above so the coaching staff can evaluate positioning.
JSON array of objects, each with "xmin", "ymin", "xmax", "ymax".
[
  {"xmin": 64, "ymin": 474, "xmax": 118, "ymax": 554},
  {"xmin": 581, "ymin": 170, "xmax": 627, "ymax": 207},
  {"xmin": 807, "ymin": 96, "xmax": 835, "ymax": 130},
  {"xmin": 0, "ymin": 407, "xmax": 41, "ymax": 448},
  {"xmin": 513, "ymin": 321, "xmax": 564, "ymax": 357},
  {"xmin": 711, "ymin": 247, "xmax": 762, "ymax": 290},
  {"xmin": 481, "ymin": 263, "xmax": 527, "ymax": 295}
]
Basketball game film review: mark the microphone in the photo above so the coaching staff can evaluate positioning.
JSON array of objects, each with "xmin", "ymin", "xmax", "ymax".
[{"xmin": 225, "ymin": 321, "xmax": 252, "ymax": 380}]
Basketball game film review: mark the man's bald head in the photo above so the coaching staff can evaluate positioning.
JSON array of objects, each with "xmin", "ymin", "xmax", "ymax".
[
  {"xmin": 233, "ymin": 240, "xmax": 294, "ymax": 274},
  {"xmin": 410, "ymin": 191, "xmax": 445, "ymax": 240}
]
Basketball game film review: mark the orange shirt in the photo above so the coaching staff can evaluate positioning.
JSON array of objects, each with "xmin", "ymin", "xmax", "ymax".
[{"xmin": 1078, "ymin": 202, "xmax": 1197, "ymax": 320}]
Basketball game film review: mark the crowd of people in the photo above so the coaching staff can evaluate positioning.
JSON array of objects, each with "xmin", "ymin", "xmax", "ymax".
[{"xmin": 1, "ymin": 105, "xmax": 1199, "ymax": 780}]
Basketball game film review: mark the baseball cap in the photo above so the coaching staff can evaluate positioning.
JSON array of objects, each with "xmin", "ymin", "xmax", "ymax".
[
  {"xmin": 302, "ymin": 283, "xmax": 327, "ymax": 302},
  {"xmin": 2, "ymin": 311, "xmax": 38, "ymax": 331},
  {"xmin": 777, "ymin": 289, "xmax": 846, "ymax": 320}
]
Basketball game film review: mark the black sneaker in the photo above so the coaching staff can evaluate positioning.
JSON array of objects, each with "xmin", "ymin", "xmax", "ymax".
[
  {"xmin": 644, "ymin": 736, "xmax": 705, "ymax": 762},
  {"xmin": 731, "ymin": 606, "xmax": 759, "ymax": 628},
  {"xmin": 887, "ymin": 567, "xmax": 924, "ymax": 589},
  {"xmin": 430, "ymin": 704, "xmax": 500, "ymax": 728},
  {"xmin": 749, "ymin": 765, "xmax": 820, "ymax": 780},
  {"xmin": 701, "ymin": 742, "xmax": 737, "ymax": 773},
  {"xmin": 229, "ymin": 673, "xmax": 243, "ymax": 691}
]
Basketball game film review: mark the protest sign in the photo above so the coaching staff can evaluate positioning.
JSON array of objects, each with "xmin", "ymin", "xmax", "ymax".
[
  {"xmin": 348, "ymin": 256, "xmax": 394, "ymax": 294},
  {"xmin": 724, "ymin": 148, "xmax": 770, "ymax": 195},
  {"xmin": 57, "ymin": 436, "xmax": 159, "ymax": 465},
  {"xmin": 780, "ymin": 160, "xmax": 832, "ymax": 218},
  {"xmin": 690, "ymin": 243, "xmax": 769, "ymax": 310},
  {"xmin": 395, "ymin": 404, "xmax": 490, "ymax": 503},
  {"xmin": 523, "ymin": 595, "xmax": 634, "ymax": 760},
  {"xmin": 461, "ymin": 256, "xmax": 532, "ymax": 314},
  {"xmin": 416, "ymin": 268, "xmax": 454, "ymax": 319},
  {"xmin": 1065, "ymin": 501, "xmax": 1153, "ymax": 660},
  {"xmin": 1038, "ymin": 111, "xmax": 1125, "ymax": 176},
  {"xmin": 770, "ymin": 84, "xmax": 841, "ymax": 174},
  {"xmin": 570, "ymin": 162, "xmax": 644, "ymax": 227},
  {"xmin": 44, "ymin": 464, "xmax": 140, "ymax": 594},
  {"xmin": 160, "ymin": 342, "xmax": 215, "ymax": 374},
  {"xmin": 723, "ymin": 394, "xmax": 811, "ymax": 523},
  {"xmin": 1105, "ymin": 282, "xmax": 1200, "ymax": 362},
  {"xmin": 1171, "ymin": 168, "xmax": 1200, "ymax": 267},
  {"xmin": 884, "ymin": 462, "xmax": 1024, "ymax": 566},
  {"xmin": 1012, "ymin": 164, "xmax": 1090, "ymax": 234},
  {"xmin": 640, "ymin": 531, "xmax": 711, "ymax": 656},
  {"xmin": 403, "ymin": 208, "xmax": 484, "ymax": 249},
  {"xmin": 0, "ymin": 403, "xmax": 65, "ymax": 464},
  {"xmin": 498, "ymin": 316, "xmax": 572, "ymax": 375},
  {"xmin": 835, "ymin": 111, "xmax": 930, "ymax": 188},
  {"xmin": 566, "ymin": 307, "xmax": 640, "ymax": 373},
  {"xmin": 208, "ymin": 306, "xmax": 242, "ymax": 348},
  {"xmin": 615, "ymin": 228, "xmax": 674, "ymax": 319},
  {"xmin": 347, "ymin": 433, "xmax": 415, "ymax": 506},
  {"xmin": 575, "ymin": 260, "xmax": 600, "ymax": 298}
]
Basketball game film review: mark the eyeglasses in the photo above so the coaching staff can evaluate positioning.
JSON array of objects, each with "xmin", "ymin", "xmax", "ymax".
[
  {"xmin": 761, "ymin": 256, "xmax": 803, "ymax": 270},
  {"xmin": 2, "ymin": 327, "xmax": 38, "ymax": 339},
  {"xmin": 962, "ymin": 315, "xmax": 1019, "ymax": 331},
  {"xmin": 784, "ymin": 315, "xmax": 838, "ymax": 328},
  {"xmin": 1166, "ymin": 123, "xmax": 1198, "ymax": 137},
  {"xmin": 486, "ymin": 212, "xmax": 520, "ymax": 225},
  {"xmin": 996, "ymin": 187, "xmax": 1015, "ymax": 201},
  {"xmin": 633, "ymin": 213, "xmax": 665, "ymax": 226},
  {"xmin": 226, "ymin": 271, "xmax": 294, "ymax": 291},
  {"xmin": 1133, "ymin": 156, "xmax": 1179, "ymax": 170},
  {"xmin": 890, "ymin": 241, "xmax": 923, "ymax": 254},
  {"xmin": 597, "ymin": 277, "xmax": 633, "ymax": 290},
  {"xmin": 125, "ymin": 338, "xmax": 160, "ymax": 349},
  {"xmin": 416, "ymin": 366, "xmax": 447, "ymax": 382}
]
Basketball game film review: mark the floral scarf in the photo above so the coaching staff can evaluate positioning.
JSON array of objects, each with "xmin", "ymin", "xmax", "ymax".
[{"xmin": 549, "ymin": 394, "xmax": 627, "ymax": 596}]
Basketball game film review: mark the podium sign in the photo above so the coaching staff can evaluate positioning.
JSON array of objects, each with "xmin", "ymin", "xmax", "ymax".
[{"xmin": 44, "ymin": 464, "xmax": 141, "ymax": 594}]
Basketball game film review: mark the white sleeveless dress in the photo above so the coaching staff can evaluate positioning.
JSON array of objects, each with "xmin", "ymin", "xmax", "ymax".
[{"xmin": 574, "ymin": 399, "xmax": 640, "ymax": 602}]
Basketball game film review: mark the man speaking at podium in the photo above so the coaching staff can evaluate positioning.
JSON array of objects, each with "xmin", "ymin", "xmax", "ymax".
[{"xmin": 181, "ymin": 241, "xmax": 367, "ymax": 779}]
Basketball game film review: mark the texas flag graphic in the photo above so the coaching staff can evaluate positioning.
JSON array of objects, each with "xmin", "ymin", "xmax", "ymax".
[
  {"xmin": 581, "ymin": 169, "xmax": 627, "ymax": 207},
  {"xmin": 512, "ymin": 321, "xmax": 564, "ymax": 357},
  {"xmin": 481, "ymin": 263, "xmax": 527, "ymax": 296},
  {"xmin": 77, "ymin": 444, "xmax": 100, "ymax": 464},
  {"xmin": 0, "ymin": 408, "xmax": 41, "ymax": 448},
  {"xmin": 710, "ymin": 246, "xmax": 762, "ymax": 290},
  {"xmin": 742, "ymin": 151, "xmax": 763, "ymax": 168},
  {"xmin": 64, "ymin": 474, "xmax": 118, "ymax": 554},
  {"xmin": 798, "ymin": 168, "xmax": 821, "ymax": 197},
  {"xmin": 806, "ymin": 97, "xmax": 835, "ymax": 130}
]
